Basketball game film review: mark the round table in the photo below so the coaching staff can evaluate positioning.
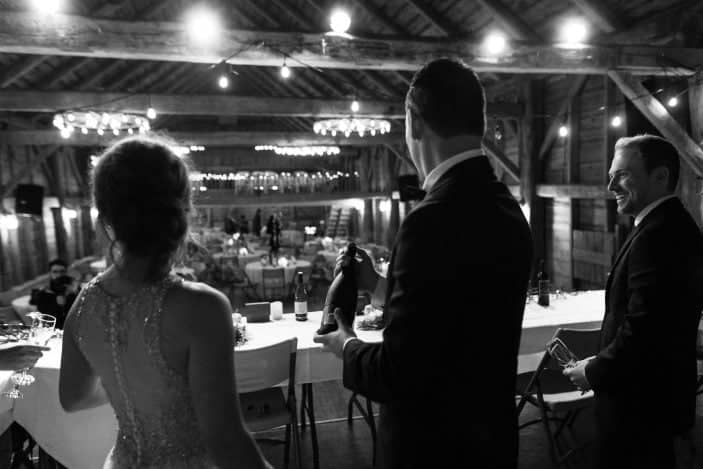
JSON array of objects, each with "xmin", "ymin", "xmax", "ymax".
[
  {"xmin": 213, "ymin": 249, "xmax": 267, "ymax": 266},
  {"xmin": 89, "ymin": 258, "xmax": 107, "ymax": 274},
  {"xmin": 245, "ymin": 260, "xmax": 311, "ymax": 299},
  {"xmin": 11, "ymin": 295, "xmax": 35, "ymax": 316}
]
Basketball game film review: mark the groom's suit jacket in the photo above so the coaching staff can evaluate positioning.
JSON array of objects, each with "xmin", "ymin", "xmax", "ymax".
[
  {"xmin": 343, "ymin": 156, "xmax": 533, "ymax": 469},
  {"xmin": 586, "ymin": 198, "xmax": 703, "ymax": 451}
]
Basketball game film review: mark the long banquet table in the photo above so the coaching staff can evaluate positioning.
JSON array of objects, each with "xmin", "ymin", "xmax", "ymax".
[{"xmin": 1, "ymin": 291, "xmax": 607, "ymax": 469}]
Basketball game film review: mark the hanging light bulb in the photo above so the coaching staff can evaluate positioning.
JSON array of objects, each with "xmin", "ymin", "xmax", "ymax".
[
  {"xmin": 558, "ymin": 125, "xmax": 569, "ymax": 137},
  {"xmin": 667, "ymin": 96, "xmax": 678, "ymax": 108},
  {"xmin": 329, "ymin": 9, "xmax": 351, "ymax": 34},
  {"xmin": 280, "ymin": 58, "xmax": 291, "ymax": 79},
  {"xmin": 147, "ymin": 107, "xmax": 157, "ymax": 119},
  {"xmin": 218, "ymin": 75, "xmax": 230, "ymax": 89},
  {"xmin": 611, "ymin": 115, "xmax": 622, "ymax": 128},
  {"xmin": 350, "ymin": 100, "xmax": 360, "ymax": 112}
]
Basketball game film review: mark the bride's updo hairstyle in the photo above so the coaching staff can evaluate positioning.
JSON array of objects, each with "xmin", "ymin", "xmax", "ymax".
[{"xmin": 92, "ymin": 136, "xmax": 192, "ymax": 281}]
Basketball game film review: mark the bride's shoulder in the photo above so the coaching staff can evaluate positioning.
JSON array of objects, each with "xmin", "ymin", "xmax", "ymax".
[{"xmin": 165, "ymin": 281, "xmax": 231, "ymax": 319}]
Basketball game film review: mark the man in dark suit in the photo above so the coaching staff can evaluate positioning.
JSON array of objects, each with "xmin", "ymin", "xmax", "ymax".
[
  {"xmin": 565, "ymin": 134, "xmax": 703, "ymax": 469},
  {"xmin": 314, "ymin": 58, "xmax": 533, "ymax": 469}
]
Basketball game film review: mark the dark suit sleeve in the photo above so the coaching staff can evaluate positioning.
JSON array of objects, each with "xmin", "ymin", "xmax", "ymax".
[
  {"xmin": 585, "ymin": 231, "xmax": 670, "ymax": 391},
  {"xmin": 342, "ymin": 209, "xmax": 447, "ymax": 403}
]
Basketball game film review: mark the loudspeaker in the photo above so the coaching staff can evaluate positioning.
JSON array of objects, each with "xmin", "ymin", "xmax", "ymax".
[
  {"xmin": 397, "ymin": 174, "xmax": 422, "ymax": 201},
  {"xmin": 14, "ymin": 184, "xmax": 44, "ymax": 216}
]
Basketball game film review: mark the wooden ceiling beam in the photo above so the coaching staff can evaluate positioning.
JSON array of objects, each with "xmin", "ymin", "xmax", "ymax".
[
  {"xmin": 482, "ymin": 140, "xmax": 520, "ymax": 181},
  {"xmin": 0, "ymin": 130, "xmax": 404, "ymax": 147},
  {"xmin": 0, "ymin": 12, "xmax": 694, "ymax": 75},
  {"xmin": 538, "ymin": 76, "xmax": 589, "ymax": 160},
  {"xmin": 567, "ymin": 0, "xmax": 623, "ymax": 34},
  {"xmin": 0, "ymin": 90, "xmax": 521, "ymax": 118},
  {"xmin": 474, "ymin": 0, "xmax": 541, "ymax": 42},
  {"xmin": 608, "ymin": 71, "xmax": 703, "ymax": 178},
  {"xmin": 349, "ymin": 0, "xmax": 406, "ymax": 35},
  {"xmin": 43, "ymin": 58, "xmax": 93, "ymax": 89},
  {"xmin": 0, "ymin": 55, "xmax": 48, "ymax": 88}
]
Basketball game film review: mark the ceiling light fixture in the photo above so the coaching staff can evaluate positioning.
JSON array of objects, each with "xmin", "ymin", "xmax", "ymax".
[{"xmin": 313, "ymin": 118, "xmax": 391, "ymax": 137}]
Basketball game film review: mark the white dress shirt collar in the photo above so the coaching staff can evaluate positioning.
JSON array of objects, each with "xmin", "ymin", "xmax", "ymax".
[
  {"xmin": 634, "ymin": 194, "xmax": 677, "ymax": 226},
  {"xmin": 421, "ymin": 148, "xmax": 484, "ymax": 192}
]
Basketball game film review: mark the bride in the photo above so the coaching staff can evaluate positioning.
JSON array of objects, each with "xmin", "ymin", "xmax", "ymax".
[{"xmin": 58, "ymin": 136, "xmax": 272, "ymax": 469}]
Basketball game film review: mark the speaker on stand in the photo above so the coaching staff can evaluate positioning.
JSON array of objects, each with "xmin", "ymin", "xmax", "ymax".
[{"xmin": 14, "ymin": 184, "xmax": 44, "ymax": 217}]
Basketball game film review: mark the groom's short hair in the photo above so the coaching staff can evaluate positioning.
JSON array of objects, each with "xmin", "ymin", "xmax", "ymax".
[{"xmin": 406, "ymin": 58, "xmax": 486, "ymax": 138}]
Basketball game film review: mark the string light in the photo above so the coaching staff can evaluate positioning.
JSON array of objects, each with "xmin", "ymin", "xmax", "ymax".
[
  {"xmin": 350, "ymin": 100, "xmax": 360, "ymax": 113},
  {"xmin": 482, "ymin": 32, "xmax": 508, "ymax": 56},
  {"xmin": 558, "ymin": 17, "xmax": 589, "ymax": 47},
  {"xmin": 611, "ymin": 115, "xmax": 622, "ymax": 128},
  {"xmin": 218, "ymin": 75, "xmax": 230, "ymax": 89},
  {"xmin": 147, "ymin": 107, "xmax": 157, "ymax": 119},
  {"xmin": 667, "ymin": 96, "xmax": 678, "ymax": 108},
  {"xmin": 558, "ymin": 125, "xmax": 569, "ymax": 137},
  {"xmin": 280, "ymin": 57, "xmax": 291, "ymax": 79},
  {"xmin": 185, "ymin": 5, "xmax": 221, "ymax": 47},
  {"xmin": 329, "ymin": 9, "xmax": 351, "ymax": 34}
]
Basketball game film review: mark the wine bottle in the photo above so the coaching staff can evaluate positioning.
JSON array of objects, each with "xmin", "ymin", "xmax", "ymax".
[
  {"xmin": 537, "ymin": 259, "xmax": 550, "ymax": 307},
  {"xmin": 317, "ymin": 243, "xmax": 358, "ymax": 334},
  {"xmin": 294, "ymin": 271, "xmax": 308, "ymax": 322}
]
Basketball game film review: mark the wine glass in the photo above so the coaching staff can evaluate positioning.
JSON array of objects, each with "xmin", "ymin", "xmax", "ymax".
[
  {"xmin": 2, "ymin": 313, "xmax": 56, "ymax": 399},
  {"xmin": 545, "ymin": 337, "xmax": 579, "ymax": 369}
]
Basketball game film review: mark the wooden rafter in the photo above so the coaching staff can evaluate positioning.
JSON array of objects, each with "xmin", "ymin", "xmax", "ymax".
[
  {"xmin": 0, "ymin": 56, "xmax": 48, "ymax": 88},
  {"xmin": 0, "ymin": 90, "xmax": 418, "ymax": 118},
  {"xmin": 403, "ymin": 0, "xmax": 456, "ymax": 36},
  {"xmin": 482, "ymin": 140, "xmax": 520, "ymax": 182},
  {"xmin": 0, "ymin": 146, "xmax": 60, "ymax": 198},
  {"xmin": 567, "ymin": 0, "xmax": 623, "ymax": 34},
  {"xmin": 0, "ymin": 12, "xmax": 695, "ymax": 75},
  {"xmin": 608, "ymin": 71, "xmax": 703, "ymax": 178},
  {"xmin": 474, "ymin": 0, "xmax": 541, "ymax": 42},
  {"xmin": 0, "ymin": 130, "xmax": 404, "ymax": 147},
  {"xmin": 538, "ymin": 76, "xmax": 589, "ymax": 160}
]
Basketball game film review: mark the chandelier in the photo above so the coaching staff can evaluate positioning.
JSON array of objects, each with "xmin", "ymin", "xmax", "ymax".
[
  {"xmin": 52, "ymin": 111, "xmax": 152, "ymax": 138},
  {"xmin": 254, "ymin": 145, "xmax": 340, "ymax": 156},
  {"xmin": 313, "ymin": 117, "xmax": 391, "ymax": 137}
]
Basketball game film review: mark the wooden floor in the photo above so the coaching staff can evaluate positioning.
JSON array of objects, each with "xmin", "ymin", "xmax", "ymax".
[{"xmin": 255, "ymin": 381, "xmax": 703, "ymax": 469}]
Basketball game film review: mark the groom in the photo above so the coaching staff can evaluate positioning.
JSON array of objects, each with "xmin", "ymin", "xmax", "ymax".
[{"xmin": 314, "ymin": 58, "xmax": 533, "ymax": 469}]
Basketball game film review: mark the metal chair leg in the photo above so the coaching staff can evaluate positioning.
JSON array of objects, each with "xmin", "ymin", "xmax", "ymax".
[{"xmin": 303, "ymin": 383, "xmax": 319, "ymax": 469}]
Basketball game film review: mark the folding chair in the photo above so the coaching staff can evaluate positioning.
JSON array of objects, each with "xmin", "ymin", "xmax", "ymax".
[
  {"xmin": 261, "ymin": 267, "xmax": 287, "ymax": 301},
  {"xmin": 236, "ymin": 338, "xmax": 301, "ymax": 469},
  {"xmin": 516, "ymin": 328, "xmax": 601, "ymax": 468}
]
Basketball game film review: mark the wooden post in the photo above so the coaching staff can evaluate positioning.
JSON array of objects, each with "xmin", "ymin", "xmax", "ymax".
[
  {"xmin": 603, "ymin": 76, "xmax": 622, "ymax": 260},
  {"xmin": 51, "ymin": 207, "xmax": 68, "ymax": 263},
  {"xmin": 686, "ymin": 75, "xmax": 703, "ymax": 227},
  {"xmin": 363, "ymin": 198, "xmax": 374, "ymax": 243},
  {"xmin": 563, "ymin": 94, "xmax": 581, "ymax": 291},
  {"xmin": 80, "ymin": 205, "xmax": 95, "ymax": 256},
  {"xmin": 520, "ymin": 79, "xmax": 546, "ymax": 280}
]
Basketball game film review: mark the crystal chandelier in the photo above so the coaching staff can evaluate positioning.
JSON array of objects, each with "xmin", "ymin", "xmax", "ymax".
[
  {"xmin": 313, "ymin": 117, "xmax": 391, "ymax": 137},
  {"xmin": 254, "ymin": 145, "xmax": 340, "ymax": 156},
  {"xmin": 52, "ymin": 111, "xmax": 152, "ymax": 138}
]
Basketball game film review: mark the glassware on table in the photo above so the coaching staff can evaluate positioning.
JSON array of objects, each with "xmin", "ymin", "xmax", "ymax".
[
  {"xmin": 545, "ymin": 337, "xmax": 579, "ymax": 369},
  {"xmin": 2, "ymin": 313, "xmax": 56, "ymax": 399}
]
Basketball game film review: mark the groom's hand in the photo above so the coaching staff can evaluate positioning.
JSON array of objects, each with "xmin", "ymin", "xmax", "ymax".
[{"xmin": 313, "ymin": 308, "xmax": 357, "ymax": 359}]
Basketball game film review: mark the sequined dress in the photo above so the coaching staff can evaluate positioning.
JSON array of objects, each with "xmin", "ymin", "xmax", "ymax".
[{"xmin": 72, "ymin": 275, "xmax": 214, "ymax": 468}]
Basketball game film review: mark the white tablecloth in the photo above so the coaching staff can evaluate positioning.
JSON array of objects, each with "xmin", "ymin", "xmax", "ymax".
[
  {"xmin": 245, "ymin": 261, "xmax": 312, "ymax": 299},
  {"xmin": 213, "ymin": 249, "xmax": 267, "ymax": 266},
  {"xmin": 9, "ymin": 291, "xmax": 608, "ymax": 469}
]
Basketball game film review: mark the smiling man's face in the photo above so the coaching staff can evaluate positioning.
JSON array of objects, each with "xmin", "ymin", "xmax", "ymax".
[{"xmin": 607, "ymin": 147, "xmax": 658, "ymax": 217}]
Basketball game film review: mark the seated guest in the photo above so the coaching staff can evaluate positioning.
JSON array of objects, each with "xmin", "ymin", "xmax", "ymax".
[{"xmin": 29, "ymin": 259, "xmax": 78, "ymax": 329}]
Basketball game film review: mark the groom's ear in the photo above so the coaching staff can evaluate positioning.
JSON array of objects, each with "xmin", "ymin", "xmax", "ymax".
[{"xmin": 408, "ymin": 108, "xmax": 424, "ymax": 141}]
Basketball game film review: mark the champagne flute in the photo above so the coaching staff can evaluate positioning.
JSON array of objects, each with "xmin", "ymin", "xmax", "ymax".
[
  {"xmin": 545, "ymin": 338, "xmax": 579, "ymax": 369},
  {"xmin": 2, "ymin": 313, "xmax": 56, "ymax": 399}
]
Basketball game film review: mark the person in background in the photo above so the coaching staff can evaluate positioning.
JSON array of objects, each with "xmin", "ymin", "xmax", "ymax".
[
  {"xmin": 314, "ymin": 58, "xmax": 533, "ymax": 469},
  {"xmin": 266, "ymin": 214, "xmax": 281, "ymax": 261},
  {"xmin": 239, "ymin": 214, "xmax": 249, "ymax": 235},
  {"xmin": 564, "ymin": 135, "xmax": 703, "ymax": 469},
  {"xmin": 59, "ymin": 136, "xmax": 271, "ymax": 469},
  {"xmin": 252, "ymin": 209, "xmax": 262, "ymax": 238},
  {"xmin": 29, "ymin": 258, "xmax": 78, "ymax": 329}
]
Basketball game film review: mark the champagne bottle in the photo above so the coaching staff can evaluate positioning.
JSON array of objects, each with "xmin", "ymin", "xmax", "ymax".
[
  {"xmin": 317, "ymin": 243, "xmax": 358, "ymax": 334},
  {"xmin": 294, "ymin": 271, "xmax": 308, "ymax": 322},
  {"xmin": 537, "ymin": 259, "xmax": 550, "ymax": 307}
]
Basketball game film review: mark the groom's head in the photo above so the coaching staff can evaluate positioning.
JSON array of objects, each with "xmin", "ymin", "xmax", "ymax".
[{"xmin": 405, "ymin": 58, "xmax": 486, "ymax": 172}]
